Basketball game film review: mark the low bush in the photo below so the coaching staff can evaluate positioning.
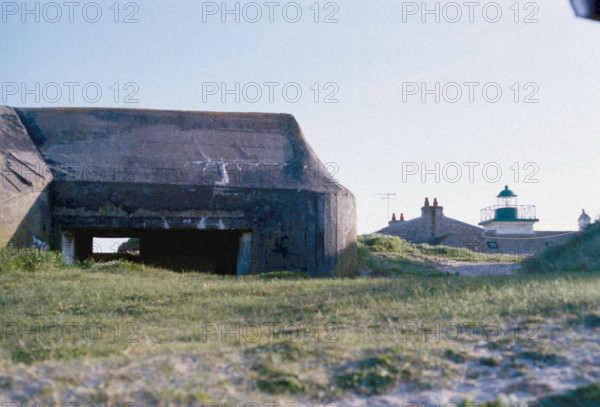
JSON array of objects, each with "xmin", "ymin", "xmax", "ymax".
[{"xmin": 0, "ymin": 246, "xmax": 64, "ymax": 273}]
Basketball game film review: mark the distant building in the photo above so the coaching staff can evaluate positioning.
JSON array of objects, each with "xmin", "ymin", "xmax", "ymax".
[
  {"xmin": 378, "ymin": 198, "xmax": 485, "ymax": 252},
  {"xmin": 378, "ymin": 186, "xmax": 583, "ymax": 256},
  {"xmin": 579, "ymin": 209, "xmax": 592, "ymax": 231}
]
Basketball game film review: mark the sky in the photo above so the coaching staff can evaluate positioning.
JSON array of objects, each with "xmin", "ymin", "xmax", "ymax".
[{"xmin": 1, "ymin": 0, "xmax": 599, "ymax": 246}]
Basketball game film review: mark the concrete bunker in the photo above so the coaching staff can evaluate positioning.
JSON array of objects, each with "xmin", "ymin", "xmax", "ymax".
[{"xmin": 0, "ymin": 106, "xmax": 357, "ymax": 277}]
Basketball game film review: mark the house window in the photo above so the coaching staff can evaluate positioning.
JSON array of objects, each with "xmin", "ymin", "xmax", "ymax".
[{"xmin": 487, "ymin": 241, "xmax": 499, "ymax": 249}]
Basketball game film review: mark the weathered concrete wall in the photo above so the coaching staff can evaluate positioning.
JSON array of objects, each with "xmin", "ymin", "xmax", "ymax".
[
  {"xmin": 0, "ymin": 107, "xmax": 52, "ymax": 249},
  {"xmin": 330, "ymin": 192, "xmax": 358, "ymax": 278},
  {"xmin": 48, "ymin": 181, "xmax": 355, "ymax": 276}
]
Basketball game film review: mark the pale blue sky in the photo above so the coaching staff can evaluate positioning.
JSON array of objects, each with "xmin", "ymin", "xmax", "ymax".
[{"xmin": 2, "ymin": 0, "xmax": 599, "ymax": 237}]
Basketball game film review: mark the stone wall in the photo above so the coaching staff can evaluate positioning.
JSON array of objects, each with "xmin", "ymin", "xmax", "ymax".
[{"xmin": 483, "ymin": 231, "xmax": 576, "ymax": 256}]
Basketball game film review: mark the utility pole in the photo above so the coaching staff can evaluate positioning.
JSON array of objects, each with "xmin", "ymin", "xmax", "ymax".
[{"xmin": 376, "ymin": 192, "xmax": 396, "ymax": 223}]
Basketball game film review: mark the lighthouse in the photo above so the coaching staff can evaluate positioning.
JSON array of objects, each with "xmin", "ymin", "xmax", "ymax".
[{"xmin": 479, "ymin": 186, "xmax": 539, "ymax": 235}]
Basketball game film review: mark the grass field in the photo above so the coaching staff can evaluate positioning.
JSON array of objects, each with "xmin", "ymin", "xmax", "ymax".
[{"xmin": 0, "ymin": 225, "xmax": 599, "ymax": 405}]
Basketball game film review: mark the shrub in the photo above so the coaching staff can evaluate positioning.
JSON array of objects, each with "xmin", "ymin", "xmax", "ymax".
[
  {"xmin": 522, "ymin": 220, "xmax": 600, "ymax": 273},
  {"xmin": 359, "ymin": 234, "xmax": 409, "ymax": 254},
  {"xmin": 357, "ymin": 242, "xmax": 371, "ymax": 265},
  {"xmin": 0, "ymin": 246, "xmax": 64, "ymax": 273}
]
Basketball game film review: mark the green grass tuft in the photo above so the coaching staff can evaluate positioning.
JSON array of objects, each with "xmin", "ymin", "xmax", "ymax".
[{"xmin": 336, "ymin": 352, "xmax": 411, "ymax": 395}]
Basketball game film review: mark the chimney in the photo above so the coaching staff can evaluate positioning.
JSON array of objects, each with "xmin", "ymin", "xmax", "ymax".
[
  {"xmin": 400, "ymin": 213, "xmax": 405, "ymax": 222},
  {"xmin": 422, "ymin": 198, "xmax": 443, "ymax": 216},
  {"xmin": 421, "ymin": 197, "xmax": 444, "ymax": 238}
]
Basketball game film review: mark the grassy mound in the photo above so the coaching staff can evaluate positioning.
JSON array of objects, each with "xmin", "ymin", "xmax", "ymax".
[
  {"xmin": 522, "ymin": 221, "xmax": 600, "ymax": 273},
  {"xmin": 358, "ymin": 234, "xmax": 518, "ymax": 277}
]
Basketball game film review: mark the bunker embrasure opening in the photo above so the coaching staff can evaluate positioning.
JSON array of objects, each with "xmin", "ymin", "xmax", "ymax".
[{"xmin": 62, "ymin": 228, "xmax": 251, "ymax": 275}]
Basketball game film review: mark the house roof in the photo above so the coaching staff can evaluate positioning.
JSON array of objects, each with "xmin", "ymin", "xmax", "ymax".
[{"xmin": 378, "ymin": 213, "xmax": 485, "ymax": 235}]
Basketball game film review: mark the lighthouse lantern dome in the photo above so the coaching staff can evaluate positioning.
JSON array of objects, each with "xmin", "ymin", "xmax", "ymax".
[{"xmin": 497, "ymin": 185, "xmax": 517, "ymax": 208}]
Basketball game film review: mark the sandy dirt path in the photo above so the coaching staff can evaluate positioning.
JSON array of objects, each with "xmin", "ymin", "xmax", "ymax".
[{"xmin": 435, "ymin": 261, "xmax": 522, "ymax": 276}]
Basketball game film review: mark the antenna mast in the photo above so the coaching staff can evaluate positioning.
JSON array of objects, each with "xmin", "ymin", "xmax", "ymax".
[{"xmin": 375, "ymin": 192, "xmax": 397, "ymax": 223}]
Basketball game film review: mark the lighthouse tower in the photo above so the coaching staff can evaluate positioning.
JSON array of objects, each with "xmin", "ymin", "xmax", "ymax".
[{"xmin": 479, "ymin": 186, "xmax": 539, "ymax": 235}]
